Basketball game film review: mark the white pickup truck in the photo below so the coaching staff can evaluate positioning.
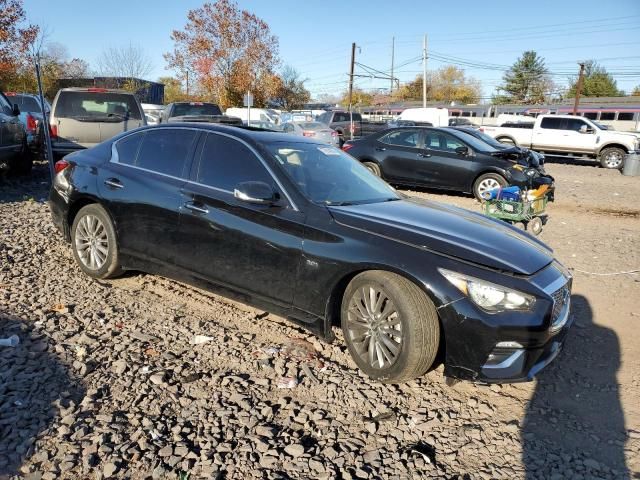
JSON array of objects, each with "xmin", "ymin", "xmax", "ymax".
[{"xmin": 481, "ymin": 114, "xmax": 640, "ymax": 169}]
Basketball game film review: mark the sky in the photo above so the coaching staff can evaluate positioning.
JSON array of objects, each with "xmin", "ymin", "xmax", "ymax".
[{"xmin": 24, "ymin": 0, "xmax": 640, "ymax": 102}]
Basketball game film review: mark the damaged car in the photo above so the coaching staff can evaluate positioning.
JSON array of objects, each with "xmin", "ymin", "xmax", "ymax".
[{"xmin": 49, "ymin": 124, "xmax": 572, "ymax": 384}]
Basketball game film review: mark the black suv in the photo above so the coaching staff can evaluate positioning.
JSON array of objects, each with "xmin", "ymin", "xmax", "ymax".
[{"xmin": 0, "ymin": 92, "xmax": 30, "ymax": 175}]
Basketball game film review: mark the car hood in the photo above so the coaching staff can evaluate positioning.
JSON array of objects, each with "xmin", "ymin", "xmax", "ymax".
[{"xmin": 328, "ymin": 197, "xmax": 554, "ymax": 275}]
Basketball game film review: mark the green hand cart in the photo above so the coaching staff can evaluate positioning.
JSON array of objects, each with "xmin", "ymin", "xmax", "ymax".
[{"xmin": 481, "ymin": 196, "xmax": 549, "ymax": 235}]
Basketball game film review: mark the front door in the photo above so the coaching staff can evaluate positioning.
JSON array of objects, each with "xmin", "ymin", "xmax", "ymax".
[
  {"xmin": 420, "ymin": 130, "xmax": 475, "ymax": 190},
  {"xmin": 177, "ymin": 132, "xmax": 305, "ymax": 307}
]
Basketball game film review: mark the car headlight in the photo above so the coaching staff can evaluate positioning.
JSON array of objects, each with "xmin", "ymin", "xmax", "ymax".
[{"xmin": 439, "ymin": 269, "xmax": 535, "ymax": 312}]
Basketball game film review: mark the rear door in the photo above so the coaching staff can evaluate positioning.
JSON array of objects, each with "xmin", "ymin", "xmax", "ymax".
[
  {"xmin": 532, "ymin": 117, "xmax": 566, "ymax": 151},
  {"xmin": 0, "ymin": 93, "xmax": 23, "ymax": 164},
  {"xmin": 374, "ymin": 129, "xmax": 425, "ymax": 183},
  {"xmin": 97, "ymin": 127, "xmax": 199, "ymax": 265},
  {"xmin": 177, "ymin": 132, "xmax": 305, "ymax": 306}
]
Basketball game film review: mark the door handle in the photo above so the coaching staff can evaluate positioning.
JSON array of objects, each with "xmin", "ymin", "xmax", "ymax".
[
  {"xmin": 418, "ymin": 152, "xmax": 431, "ymax": 158},
  {"xmin": 184, "ymin": 202, "xmax": 209, "ymax": 214},
  {"xmin": 104, "ymin": 178, "xmax": 123, "ymax": 189},
  {"xmin": 374, "ymin": 147, "xmax": 386, "ymax": 151}
]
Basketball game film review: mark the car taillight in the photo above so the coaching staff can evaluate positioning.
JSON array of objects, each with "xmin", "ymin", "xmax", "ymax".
[
  {"xmin": 26, "ymin": 114, "xmax": 37, "ymax": 133},
  {"xmin": 302, "ymin": 131, "xmax": 315, "ymax": 137},
  {"xmin": 479, "ymin": 127, "xmax": 485, "ymax": 132},
  {"xmin": 342, "ymin": 143, "xmax": 354, "ymax": 152},
  {"xmin": 49, "ymin": 124, "xmax": 58, "ymax": 140},
  {"xmin": 54, "ymin": 160, "xmax": 69, "ymax": 174}
]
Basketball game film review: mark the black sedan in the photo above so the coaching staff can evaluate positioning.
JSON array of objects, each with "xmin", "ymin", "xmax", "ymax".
[
  {"xmin": 49, "ymin": 124, "xmax": 572, "ymax": 384},
  {"xmin": 343, "ymin": 127, "xmax": 546, "ymax": 200}
]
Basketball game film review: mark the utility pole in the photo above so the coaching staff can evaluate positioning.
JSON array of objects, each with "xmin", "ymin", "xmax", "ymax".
[
  {"xmin": 186, "ymin": 70, "xmax": 190, "ymax": 97},
  {"xmin": 422, "ymin": 34, "xmax": 428, "ymax": 108},
  {"xmin": 572, "ymin": 62, "xmax": 585, "ymax": 115},
  {"xmin": 348, "ymin": 42, "xmax": 356, "ymax": 109},
  {"xmin": 390, "ymin": 37, "xmax": 395, "ymax": 93}
]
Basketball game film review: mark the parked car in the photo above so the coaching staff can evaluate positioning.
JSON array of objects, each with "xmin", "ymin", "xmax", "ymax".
[
  {"xmin": 342, "ymin": 126, "xmax": 547, "ymax": 199},
  {"xmin": 448, "ymin": 117, "xmax": 474, "ymax": 127},
  {"xmin": 49, "ymin": 88, "xmax": 146, "ymax": 158},
  {"xmin": 0, "ymin": 91, "xmax": 30, "ymax": 175},
  {"xmin": 316, "ymin": 110, "xmax": 387, "ymax": 145},
  {"xmin": 141, "ymin": 103, "xmax": 164, "ymax": 125},
  {"xmin": 4, "ymin": 92, "xmax": 50, "ymax": 157},
  {"xmin": 480, "ymin": 114, "xmax": 640, "ymax": 169},
  {"xmin": 281, "ymin": 121, "xmax": 338, "ymax": 145},
  {"xmin": 161, "ymin": 102, "xmax": 242, "ymax": 125},
  {"xmin": 226, "ymin": 107, "xmax": 279, "ymax": 125},
  {"xmin": 49, "ymin": 124, "xmax": 573, "ymax": 384},
  {"xmin": 395, "ymin": 107, "xmax": 449, "ymax": 126}
]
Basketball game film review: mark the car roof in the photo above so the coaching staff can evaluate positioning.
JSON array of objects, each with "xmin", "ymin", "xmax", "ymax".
[{"xmin": 138, "ymin": 123, "xmax": 321, "ymax": 145}]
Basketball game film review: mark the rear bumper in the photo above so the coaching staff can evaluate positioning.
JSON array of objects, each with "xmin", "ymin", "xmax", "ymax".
[{"xmin": 48, "ymin": 188, "xmax": 71, "ymax": 242}]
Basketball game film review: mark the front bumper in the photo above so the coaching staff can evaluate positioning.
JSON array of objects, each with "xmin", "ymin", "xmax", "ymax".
[{"xmin": 440, "ymin": 262, "xmax": 572, "ymax": 383}]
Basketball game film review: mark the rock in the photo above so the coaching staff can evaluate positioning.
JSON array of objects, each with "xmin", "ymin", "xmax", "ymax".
[
  {"xmin": 150, "ymin": 373, "xmax": 165, "ymax": 385},
  {"xmin": 158, "ymin": 446, "xmax": 173, "ymax": 457},
  {"xmin": 284, "ymin": 444, "xmax": 304, "ymax": 457},
  {"xmin": 103, "ymin": 462, "xmax": 118, "ymax": 477},
  {"xmin": 112, "ymin": 360, "xmax": 127, "ymax": 375}
]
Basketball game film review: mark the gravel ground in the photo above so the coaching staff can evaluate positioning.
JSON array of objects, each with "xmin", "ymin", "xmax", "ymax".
[{"xmin": 1, "ymin": 160, "xmax": 639, "ymax": 479}]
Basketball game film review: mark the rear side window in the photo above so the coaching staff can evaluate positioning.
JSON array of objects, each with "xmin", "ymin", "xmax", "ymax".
[
  {"xmin": 381, "ymin": 129, "xmax": 421, "ymax": 148},
  {"xmin": 12, "ymin": 95, "xmax": 42, "ymax": 112},
  {"xmin": 540, "ymin": 117, "xmax": 562, "ymax": 129},
  {"xmin": 0, "ymin": 93, "xmax": 11, "ymax": 113},
  {"xmin": 115, "ymin": 133, "xmax": 143, "ymax": 165},
  {"xmin": 136, "ymin": 129, "xmax": 197, "ymax": 177},
  {"xmin": 54, "ymin": 91, "xmax": 142, "ymax": 120},
  {"xmin": 333, "ymin": 112, "xmax": 348, "ymax": 122},
  {"xmin": 196, "ymin": 133, "xmax": 273, "ymax": 192}
]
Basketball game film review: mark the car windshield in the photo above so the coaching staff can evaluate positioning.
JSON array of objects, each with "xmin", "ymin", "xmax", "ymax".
[
  {"xmin": 450, "ymin": 130, "xmax": 501, "ymax": 153},
  {"xmin": 594, "ymin": 121, "xmax": 612, "ymax": 130},
  {"xmin": 266, "ymin": 142, "xmax": 399, "ymax": 206},
  {"xmin": 172, "ymin": 103, "xmax": 222, "ymax": 116}
]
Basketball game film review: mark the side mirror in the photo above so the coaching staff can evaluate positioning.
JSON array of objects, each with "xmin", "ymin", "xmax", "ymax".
[
  {"xmin": 579, "ymin": 125, "xmax": 593, "ymax": 134},
  {"xmin": 12, "ymin": 104, "xmax": 20, "ymax": 116},
  {"xmin": 455, "ymin": 146, "xmax": 471, "ymax": 156},
  {"xmin": 234, "ymin": 181, "xmax": 279, "ymax": 205}
]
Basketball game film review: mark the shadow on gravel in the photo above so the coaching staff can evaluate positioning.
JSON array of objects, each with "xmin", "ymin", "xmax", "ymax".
[
  {"xmin": 522, "ymin": 294, "xmax": 629, "ymax": 479},
  {"xmin": 0, "ymin": 312, "xmax": 85, "ymax": 476},
  {"xmin": 0, "ymin": 161, "xmax": 51, "ymax": 204}
]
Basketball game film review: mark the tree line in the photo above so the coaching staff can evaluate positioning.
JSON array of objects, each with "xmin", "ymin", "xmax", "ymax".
[{"xmin": 1, "ymin": 0, "xmax": 638, "ymax": 109}]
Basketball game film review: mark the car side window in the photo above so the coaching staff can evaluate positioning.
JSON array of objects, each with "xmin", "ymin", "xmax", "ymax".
[
  {"xmin": 135, "ymin": 128, "xmax": 197, "ymax": 177},
  {"xmin": 565, "ymin": 118, "xmax": 588, "ymax": 131},
  {"xmin": 540, "ymin": 117, "xmax": 562, "ymax": 129},
  {"xmin": 115, "ymin": 133, "xmax": 144, "ymax": 165},
  {"xmin": 381, "ymin": 129, "xmax": 421, "ymax": 148},
  {"xmin": 0, "ymin": 93, "xmax": 11, "ymax": 113},
  {"xmin": 196, "ymin": 133, "xmax": 274, "ymax": 192},
  {"xmin": 424, "ymin": 132, "xmax": 465, "ymax": 152}
]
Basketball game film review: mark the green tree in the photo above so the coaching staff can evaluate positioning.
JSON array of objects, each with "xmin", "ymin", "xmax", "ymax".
[
  {"xmin": 632, "ymin": 85, "xmax": 640, "ymax": 96},
  {"xmin": 270, "ymin": 65, "xmax": 310, "ymax": 110},
  {"xmin": 567, "ymin": 61, "xmax": 622, "ymax": 97},
  {"xmin": 339, "ymin": 87, "xmax": 374, "ymax": 107},
  {"xmin": 497, "ymin": 51, "xmax": 553, "ymax": 104},
  {"xmin": 430, "ymin": 66, "xmax": 481, "ymax": 103},
  {"xmin": 158, "ymin": 76, "xmax": 190, "ymax": 103}
]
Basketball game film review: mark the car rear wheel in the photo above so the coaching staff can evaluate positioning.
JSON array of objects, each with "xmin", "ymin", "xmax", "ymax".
[
  {"xmin": 363, "ymin": 161, "xmax": 381, "ymax": 177},
  {"xmin": 599, "ymin": 147, "xmax": 625, "ymax": 169},
  {"xmin": 473, "ymin": 173, "xmax": 507, "ymax": 200},
  {"xmin": 71, "ymin": 204, "xmax": 122, "ymax": 279},
  {"xmin": 341, "ymin": 271, "xmax": 440, "ymax": 383}
]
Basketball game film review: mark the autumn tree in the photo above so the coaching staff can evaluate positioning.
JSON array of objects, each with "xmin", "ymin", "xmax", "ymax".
[
  {"xmin": 339, "ymin": 87, "xmax": 374, "ymax": 107},
  {"xmin": 158, "ymin": 76, "xmax": 193, "ymax": 103},
  {"xmin": 390, "ymin": 66, "xmax": 480, "ymax": 103},
  {"xmin": 496, "ymin": 51, "xmax": 553, "ymax": 104},
  {"xmin": 567, "ymin": 61, "xmax": 622, "ymax": 98},
  {"xmin": 165, "ymin": 0, "xmax": 279, "ymax": 109},
  {"xmin": 270, "ymin": 65, "xmax": 310, "ymax": 110},
  {"xmin": 632, "ymin": 85, "xmax": 640, "ymax": 96},
  {"xmin": 0, "ymin": 0, "xmax": 38, "ymax": 89}
]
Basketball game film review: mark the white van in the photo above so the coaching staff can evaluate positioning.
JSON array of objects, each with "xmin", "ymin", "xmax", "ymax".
[
  {"xmin": 225, "ymin": 107, "xmax": 279, "ymax": 124},
  {"xmin": 397, "ymin": 107, "xmax": 449, "ymax": 126}
]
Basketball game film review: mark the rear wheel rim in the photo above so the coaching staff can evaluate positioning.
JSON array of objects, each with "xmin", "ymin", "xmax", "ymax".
[
  {"xmin": 604, "ymin": 151, "xmax": 623, "ymax": 168},
  {"xmin": 75, "ymin": 214, "xmax": 109, "ymax": 270},
  {"xmin": 366, "ymin": 164, "xmax": 379, "ymax": 176},
  {"xmin": 346, "ymin": 285, "xmax": 402, "ymax": 369},
  {"xmin": 477, "ymin": 178, "xmax": 502, "ymax": 196}
]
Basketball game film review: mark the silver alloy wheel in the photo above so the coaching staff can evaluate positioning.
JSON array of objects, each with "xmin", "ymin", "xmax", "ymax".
[
  {"xmin": 477, "ymin": 178, "xmax": 502, "ymax": 196},
  {"xmin": 603, "ymin": 150, "xmax": 623, "ymax": 168},
  {"xmin": 346, "ymin": 285, "xmax": 402, "ymax": 369},
  {"xmin": 74, "ymin": 214, "xmax": 109, "ymax": 270}
]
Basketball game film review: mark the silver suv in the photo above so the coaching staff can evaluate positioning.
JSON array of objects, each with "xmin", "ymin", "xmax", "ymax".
[{"xmin": 49, "ymin": 88, "xmax": 146, "ymax": 158}]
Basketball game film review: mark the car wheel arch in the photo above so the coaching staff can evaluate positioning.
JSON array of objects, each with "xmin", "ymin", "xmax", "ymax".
[
  {"xmin": 469, "ymin": 169, "xmax": 508, "ymax": 193},
  {"xmin": 597, "ymin": 143, "xmax": 629, "ymax": 155},
  {"xmin": 67, "ymin": 197, "xmax": 115, "ymax": 242}
]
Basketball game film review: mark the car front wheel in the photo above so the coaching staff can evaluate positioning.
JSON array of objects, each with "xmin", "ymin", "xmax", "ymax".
[
  {"xmin": 599, "ymin": 147, "xmax": 625, "ymax": 169},
  {"xmin": 341, "ymin": 271, "xmax": 440, "ymax": 383},
  {"xmin": 473, "ymin": 173, "xmax": 507, "ymax": 200},
  {"xmin": 363, "ymin": 161, "xmax": 381, "ymax": 177},
  {"xmin": 71, "ymin": 204, "xmax": 122, "ymax": 279}
]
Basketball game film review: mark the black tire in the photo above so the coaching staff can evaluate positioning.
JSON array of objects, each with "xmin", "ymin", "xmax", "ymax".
[
  {"xmin": 71, "ymin": 204, "xmax": 123, "ymax": 279},
  {"xmin": 496, "ymin": 136, "xmax": 516, "ymax": 146},
  {"xmin": 363, "ymin": 161, "xmax": 381, "ymax": 177},
  {"xmin": 341, "ymin": 270, "xmax": 440, "ymax": 383},
  {"xmin": 473, "ymin": 173, "xmax": 507, "ymax": 201},
  {"xmin": 599, "ymin": 146, "xmax": 625, "ymax": 169},
  {"xmin": 529, "ymin": 217, "xmax": 543, "ymax": 236}
]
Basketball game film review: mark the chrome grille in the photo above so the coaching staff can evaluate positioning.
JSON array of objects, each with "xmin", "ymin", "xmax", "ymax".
[{"xmin": 550, "ymin": 285, "xmax": 570, "ymax": 328}]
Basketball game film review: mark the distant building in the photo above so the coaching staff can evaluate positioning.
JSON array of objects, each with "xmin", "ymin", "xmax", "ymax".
[{"xmin": 56, "ymin": 77, "xmax": 164, "ymax": 104}]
